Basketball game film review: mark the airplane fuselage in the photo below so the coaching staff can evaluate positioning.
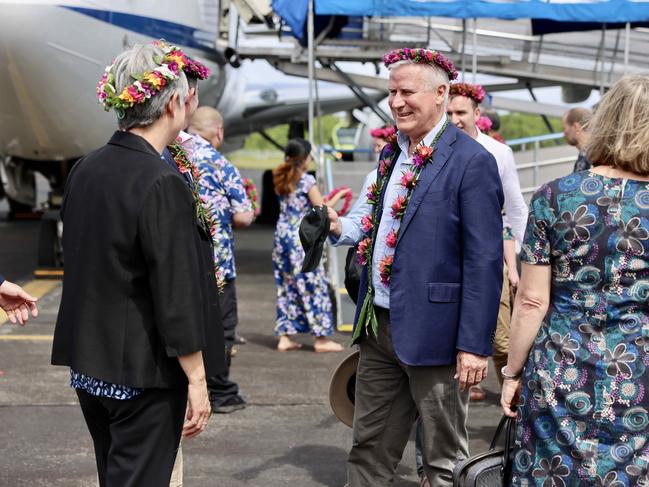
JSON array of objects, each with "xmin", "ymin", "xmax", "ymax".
[{"xmin": 0, "ymin": 1, "xmax": 227, "ymax": 161}]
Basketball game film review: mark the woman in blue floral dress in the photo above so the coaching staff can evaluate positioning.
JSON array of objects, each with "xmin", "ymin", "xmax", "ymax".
[
  {"xmin": 272, "ymin": 139, "xmax": 349, "ymax": 353},
  {"xmin": 501, "ymin": 76, "xmax": 649, "ymax": 486}
]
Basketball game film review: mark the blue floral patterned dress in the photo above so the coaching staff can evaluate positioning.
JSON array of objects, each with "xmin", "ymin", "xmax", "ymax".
[
  {"xmin": 513, "ymin": 171, "xmax": 649, "ymax": 487},
  {"xmin": 273, "ymin": 173, "xmax": 334, "ymax": 337}
]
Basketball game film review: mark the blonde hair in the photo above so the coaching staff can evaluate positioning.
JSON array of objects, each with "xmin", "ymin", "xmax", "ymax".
[
  {"xmin": 587, "ymin": 75, "xmax": 649, "ymax": 175},
  {"xmin": 189, "ymin": 106, "xmax": 223, "ymax": 140}
]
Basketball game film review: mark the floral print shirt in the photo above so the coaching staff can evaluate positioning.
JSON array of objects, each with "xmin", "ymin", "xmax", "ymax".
[
  {"xmin": 70, "ymin": 369, "xmax": 142, "ymax": 400},
  {"xmin": 192, "ymin": 135, "xmax": 252, "ymax": 280}
]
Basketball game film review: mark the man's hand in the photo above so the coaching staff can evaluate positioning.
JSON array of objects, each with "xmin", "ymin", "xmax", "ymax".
[
  {"xmin": 508, "ymin": 266, "xmax": 520, "ymax": 297},
  {"xmin": 0, "ymin": 280, "xmax": 38, "ymax": 325},
  {"xmin": 327, "ymin": 205, "xmax": 342, "ymax": 238},
  {"xmin": 182, "ymin": 379, "xmax": 211, "ymax": 439},
  {"xmin": 454, "ymin": 351, "xmax": 488, "ymax": 392}
]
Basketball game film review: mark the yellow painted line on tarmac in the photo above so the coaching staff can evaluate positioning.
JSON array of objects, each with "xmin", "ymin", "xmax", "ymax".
[
  {"xmin": 338, "ymin": 323, "xmax": 353, "ymax": 333},
  {"xmin": 338, "ymin": 288, "xmax": 348, "ymax": 295},
  {"xmin": 0, "ymin": 335, "xmax": 53, "ymax": 341},
  {"xmin": 34, "ymin": 269, "xmax": 64, "ymax": 278},
  {"xmin": 0, "ymin": 279, "xmax": 60, "ymax": 326}
]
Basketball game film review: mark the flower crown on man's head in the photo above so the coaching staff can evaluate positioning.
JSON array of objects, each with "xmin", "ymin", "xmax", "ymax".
[
  {"xmin": 449, "ymin": 82, "xmax": 486, "ymax": 105},
  {"xmin": 96, "ymin": 40, "xmax": 210, "ymax": 115},
  {"xmin": 383, "ymin": 48, "xmax": 458, "ymax": 81},
  {"xmin": 369, "ymin": 125, "xmax": 396, "ymax": 140}
]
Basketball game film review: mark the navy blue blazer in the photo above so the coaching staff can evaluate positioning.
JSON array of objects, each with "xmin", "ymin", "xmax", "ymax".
[{"xmin": 354, "ymin": 123, "xmax": 504, "ymax": 366}]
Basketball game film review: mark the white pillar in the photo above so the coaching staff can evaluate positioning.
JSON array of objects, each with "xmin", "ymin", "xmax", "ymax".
[{"xmin": 624, "ymin": 22, "xmax": 631, "ymax": 74}]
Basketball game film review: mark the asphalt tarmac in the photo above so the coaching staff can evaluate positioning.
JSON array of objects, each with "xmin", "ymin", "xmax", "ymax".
[{"xmin": 0, "ymin": 218, "xmax": 504, "ymax": 487}]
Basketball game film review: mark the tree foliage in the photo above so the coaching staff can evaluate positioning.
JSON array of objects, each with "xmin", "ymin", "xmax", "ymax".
[
  {"xmin": 499, "ymin": 113, "xmax": 563, "ymax": 144},
  {"xmin": 239, "ymin": 113, "xmax": 564, "ymax": 151},
  {"xmin": 242, "ymin": 115, "xmax": 342, "ymax": 150}
]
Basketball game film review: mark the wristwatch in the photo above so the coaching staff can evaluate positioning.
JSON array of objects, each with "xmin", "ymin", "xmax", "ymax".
[{"xmin": 501, "ymin": 365, "xmax": 522, "ymax": 380}]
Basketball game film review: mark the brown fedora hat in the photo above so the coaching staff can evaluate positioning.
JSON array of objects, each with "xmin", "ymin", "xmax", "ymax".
[{"xmin": 329, "ymin": 349, "xmax": 359, "ymax": 428}]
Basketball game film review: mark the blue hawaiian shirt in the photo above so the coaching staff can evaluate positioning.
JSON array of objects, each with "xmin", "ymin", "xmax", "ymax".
[
  {"xmin": 70, "ymin": 369, "xmax": 143, "ymax": 400},
  {"xmin": 192, "ymin": 135, "xmax": 252, "ymax": 280}
]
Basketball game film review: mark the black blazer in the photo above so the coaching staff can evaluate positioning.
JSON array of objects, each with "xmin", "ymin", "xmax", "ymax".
[{"xmin": 52, "ymin": 131, "xmax": 224, "ymax": 388}]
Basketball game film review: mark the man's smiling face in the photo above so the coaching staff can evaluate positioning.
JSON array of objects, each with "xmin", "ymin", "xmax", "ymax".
[{"xmin": 388, "ymin": 64, "xmax": 445, "ymax": 141}]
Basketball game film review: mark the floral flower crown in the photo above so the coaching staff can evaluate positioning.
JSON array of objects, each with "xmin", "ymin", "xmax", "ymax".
[
  {"xmin": 449, "ymin": 82, "xmax": 486, "ymax": 105},
  {"xmin": 96, "ymin": 40, "xmax": 210, "ymax": 115},
  {"xmin": 383, "ymin": 48, "xmax": 458, "ymax": 81},
  {"xmin": 369, "ymin": 125, "xmax": 396, "ymax": 140}
]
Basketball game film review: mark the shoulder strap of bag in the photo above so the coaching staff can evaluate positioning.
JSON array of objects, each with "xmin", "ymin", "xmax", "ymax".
[{"xmin": 488, "ymin": 415, "xmax": 510, "ymax": 450}]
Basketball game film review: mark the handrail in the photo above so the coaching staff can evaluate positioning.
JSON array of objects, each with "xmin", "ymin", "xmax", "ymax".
[
  {"xmin": 506, "ymin": 132, "xmax": 564, "ymax": 146},
  {"xmin": 516, "ymin": 156, "xmax": 574, "ymax": 171}
]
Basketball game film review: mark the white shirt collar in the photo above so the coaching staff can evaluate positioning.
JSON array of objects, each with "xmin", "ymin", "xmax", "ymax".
[{"xmin": 396, "ymin": 114, "xmax": 448, "ymax": 157}]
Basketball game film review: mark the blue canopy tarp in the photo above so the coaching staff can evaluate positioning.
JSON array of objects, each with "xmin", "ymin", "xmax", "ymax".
[
  {"xmin": 272, "ymin": 0, "xmax": 356, "ymax": 46},
  {"xmin": 315, "ymin": 0, "xmax": 649, "ymax": 23}
]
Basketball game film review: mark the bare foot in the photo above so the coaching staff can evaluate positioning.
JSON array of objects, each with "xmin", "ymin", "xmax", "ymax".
[
  {"xmin": 314, "ymin": 338, "xmax": 344, "ymax": 353},
  {"xmin": 469, "ymin": 385, "xmax": 486, "ymax": 402},
  {"xmin": 277, "ymin": 336, "xmax": 303, "ymax": 352}
]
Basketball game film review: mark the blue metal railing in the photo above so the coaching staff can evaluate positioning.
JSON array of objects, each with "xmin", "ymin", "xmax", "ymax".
[{"xmin": 506, "ymin": 132, "xmax": 564, "ymax": 148}]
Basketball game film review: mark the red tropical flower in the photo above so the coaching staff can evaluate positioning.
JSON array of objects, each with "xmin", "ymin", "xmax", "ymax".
[
  {"xmin": 390, "ymin": 195, "xmax": 408, "ymax": 219},
  {"xmin": 356, "ymin": 237, "xmax": 372, "ymax": 266},
  {"xmin": 379, "ymin": 158, "xmax": 392, "ymax": 177},
  {"xmin": 417, "ymin": 146, "xmax": 433, "ymax": 159},
  {"xmin": 379, "ymin": 255, "xmax": 393, "ymax": 286},
  {"xmin": 361, "ymin": 214, "xmax": 374, "ymax": 233},
  {"xmin": 400, "ymin": 170, "xmax": 415, "ymax": 189},
  {"xmin": 367, "ymin": 182, "xmax": 380, "ymax": 204},
  {"xmin": 385, "ymin": 229, "xmax": 398, "ymax": 248}
]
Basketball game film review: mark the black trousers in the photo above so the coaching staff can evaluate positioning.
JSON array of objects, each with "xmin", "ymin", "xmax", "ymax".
[
  {"xmin": 208, "ymin": 278, "xmax": 240, "ymax": 404},
  {"xmin": 76, "ymin": 387, "xmax": 187, "ymax": 487}
]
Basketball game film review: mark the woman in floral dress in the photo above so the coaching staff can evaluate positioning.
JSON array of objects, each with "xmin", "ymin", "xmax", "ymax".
[
  {"xmin": 272, "ymin": 138, "xmax": 349, "ymax": 353},
  {"xmin": 502, "ymin": 76, "xmax": 649, "ymax": 486}
]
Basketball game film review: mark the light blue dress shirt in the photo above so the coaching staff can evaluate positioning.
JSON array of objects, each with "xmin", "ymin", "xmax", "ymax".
[{"xmin": 333, "ymin": 115, "xmax": 448, "ymax": 308}]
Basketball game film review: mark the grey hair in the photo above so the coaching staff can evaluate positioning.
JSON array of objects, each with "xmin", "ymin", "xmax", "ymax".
[
  {"xmin": 112, "ymin": 43, "xmax": 189, "ymax": 130},
  {"xmin": 388, "ymin": 60, "xmax": 450, "ymax": 102}
]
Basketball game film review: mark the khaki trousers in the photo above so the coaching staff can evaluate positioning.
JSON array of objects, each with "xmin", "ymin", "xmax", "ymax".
[
  {"xmin": 492, "ymin": 265, "xmax": 511, "ymax": 385},
  {"xmin": 347, "ymin": 307, "xmax": 469, "ymax": 487},
  {"xmin": 169, "ymin": 443, "xmax": 183, "ymax": 487}
]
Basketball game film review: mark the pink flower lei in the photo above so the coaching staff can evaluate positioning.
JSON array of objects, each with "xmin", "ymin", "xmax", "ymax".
[
  {"xmin": 354, "ymin": 119, "xmax": 448, "ymax": 341},
  {"xmin": 383, "ymin": 48, "xmax": 458, "ymax": 81},
  {"xmin": 449, "ymin": 82, "xmax": 486, "ymax": 105},
  {"xmin": 242, "ymin": 178, "xmax": 260, "ymax": 217},
  {"xmin": 97, "ymin": 39, "xmax": 210, "ymax": 117},
  {"xmin": 369, "ymin": 126, "xmax": 396, "ymax": 140}
]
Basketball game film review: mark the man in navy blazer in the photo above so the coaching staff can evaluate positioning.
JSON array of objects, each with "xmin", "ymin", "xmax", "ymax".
[{"xmin": 329, "ymin": 48, "xmax": 504, "ymax": 486}]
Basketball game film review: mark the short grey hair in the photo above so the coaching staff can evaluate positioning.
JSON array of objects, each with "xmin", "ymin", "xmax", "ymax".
[
  {"xmin": 388, "ymin": 60, "xmax": 450, "ymax": 102},
  {"xmin": 112, "ymin": 43, "xmax": 189, "ymax": 130}
]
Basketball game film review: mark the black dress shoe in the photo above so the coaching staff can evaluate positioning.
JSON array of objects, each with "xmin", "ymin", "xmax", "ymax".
[
  {"xmin": 211, "ymin": 395, "xmax": 247, "ymax": 414},
  {"xmin": 234, "ymin": 333, "xmax": 247, "ymax": 345}
]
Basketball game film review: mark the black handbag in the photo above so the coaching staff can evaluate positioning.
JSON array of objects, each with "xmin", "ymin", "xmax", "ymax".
[
  {"xmin": 452, "ymin": 415, "xmax": 515, "ymax": 487},
  {"xmin": 344, "ymin": 244, "xmax": 362, "ymax": 305}
]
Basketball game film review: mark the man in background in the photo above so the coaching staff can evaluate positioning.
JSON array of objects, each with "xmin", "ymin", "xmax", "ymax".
[
  {"xmin": 447, "ymin": 83, "xmax": 527, "ymax": 405},
  {"xmin": 562, "ymin": 107, "xmax": 592, "ymax": 172},
  {"xmin": 189, "ymin": 106, "xmax": 254, "ymax": 414}
]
